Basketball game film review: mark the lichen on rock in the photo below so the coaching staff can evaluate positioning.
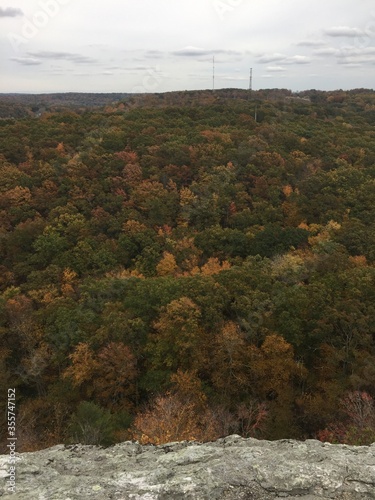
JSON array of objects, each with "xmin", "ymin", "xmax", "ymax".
[{"xmin": 1, "ymin": 435, "xmax": 375, "ymax": 499}]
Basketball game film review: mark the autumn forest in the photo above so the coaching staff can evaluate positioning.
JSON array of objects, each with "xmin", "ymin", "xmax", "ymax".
[{"xmin": 1, "ymin": 88, "xmax": 375, "ymax": 450}]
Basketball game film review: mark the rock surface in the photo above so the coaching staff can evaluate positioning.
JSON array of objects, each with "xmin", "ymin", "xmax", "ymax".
[{"xmin": 1, "ymin": 435, "xmax": 375, "ymax": 499}]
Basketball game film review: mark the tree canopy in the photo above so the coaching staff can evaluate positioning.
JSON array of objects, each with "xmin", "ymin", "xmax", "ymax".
[{"xmin": 1, "ymin": 88, "xmax": 375, "ymax": 450}]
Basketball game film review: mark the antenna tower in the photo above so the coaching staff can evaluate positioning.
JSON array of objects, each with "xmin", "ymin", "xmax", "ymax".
[
  {"xmin": 249, "ymin": 67, "xmax": 253, "ymax": 91},
  {"xmin": 213, "ymin": 56, "xmax": 215, "ymax": 92}
]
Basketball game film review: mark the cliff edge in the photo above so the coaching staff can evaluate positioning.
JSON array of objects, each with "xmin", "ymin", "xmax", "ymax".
[{"xmin": 1, "ymin": 435, "xmax": 375, "ymax": 499}]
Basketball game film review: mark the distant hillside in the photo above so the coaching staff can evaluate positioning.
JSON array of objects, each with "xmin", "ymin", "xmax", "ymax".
[
  {"xmin": 1, "ymin": 87, "xmax": 374, "ymax": 118},
  {"xmin": 0, "ymin": 92, "xmax": 131, "ymax": 118}
]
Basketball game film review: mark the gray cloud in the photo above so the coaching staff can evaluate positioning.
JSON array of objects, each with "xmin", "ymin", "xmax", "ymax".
[
  {"xmin": 172, "ymin": 46, "xmax": 242, "ymax": 57},
  {"xmin": 325, "ymin": 26, "xmax": 365, "ymax": 37},
  {"xmin": 297, "ymin": 40, "xmax": 327, "ymax": 47},
  {"xmin": 28, "ymin": 51, "xmax": 98, "ymax": 64},
  {"xmin": 0, "ymin": 6, "xmax": 23, "ymax": 18},
  {"xmin": 11, "ymin": 57, "xmax": 41, "ymax": 66},
  {"xmin": 313, "ymin": 45, "xmax": 375, "ymax": 65},
  {"xmin": 257, "ymin": 53, "xmax": 287, "ymax": 64},
  {"xmin": 126, "ymin": 65, "xmax": 150, "ymax": 71},
  {"xmin": 145, "ymin": 50, "xmax": 165, "ymax": 59},
  {"xmin": 338, "ymin": 55, "xmax": 375, "ymax": 64},
  {"xmin": 257, "ymin": 53, "xmax": 311, "ymax": 65},
  {"xmin": 172, "ymin": 46, "xmax": 212, "ymax": 57},
  {"xmin": 342, "ymin": 46, "xmax": 375, "ymax": 56},
  {"xmin": 261, "ymin": 73, "xmax": 286, "ymax": 79},
  {"xmin": 314, "ymin": 47, "xmax": 339, "ymax": 56},
  {"xmin": 285, "ymin": 55, "xmax": 311, "ymax": 64},
  {"xmin": 221, "ymin": 76, "xmax": 248, "ymax": 82},
  {"xmin": 338, "ymin": 57, "xmax": 375, "ymax": 64},
  {"xmin": 214, "ymin": 49, "xmax": 243, "ymax": 56},
  {"xmin": 267, "ymin": 66, "xmax": 286, "ymax": 72},
  {"xmin": 338, "ymin": 62, "xmax": 361, "ymax": 68}
]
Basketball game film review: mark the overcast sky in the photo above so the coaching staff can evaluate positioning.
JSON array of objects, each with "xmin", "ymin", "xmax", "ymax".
[{"xmin": 1, "ymin": 0, "xmax": 375, "ymax": 93}]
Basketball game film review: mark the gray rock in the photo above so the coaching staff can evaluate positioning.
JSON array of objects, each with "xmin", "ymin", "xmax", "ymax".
[{"xmin": 1, "ymin": 436, "xmax": 374, "ymax": 499}]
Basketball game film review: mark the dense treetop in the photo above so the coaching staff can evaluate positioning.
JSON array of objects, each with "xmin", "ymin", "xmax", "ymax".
[{"xmin": 1, "ymin": 88, "xmax": 375, "ymax": 450}]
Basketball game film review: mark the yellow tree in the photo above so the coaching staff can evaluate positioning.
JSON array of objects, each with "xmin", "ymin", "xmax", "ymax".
[
  {"xmin": 64, "ymin": 342, "xmax": 137, "ymax": 410},
  {"xmin": 132, "ymin": 370, "xmax": 220, "ymax": 445},
  {"xmin": 156, "ymin": 251, "xmax": 178, "ymax": 277},
  {"xmin": 63, "ymin": 342, "xmax": 99, "ymax": 394},
  {"xmin": 200, "ymin": 257, "xmax": 231, "ymax": 276},
  {"xmin": 60, "ymin": 268, "xmax": 78, "ymax": 297}
]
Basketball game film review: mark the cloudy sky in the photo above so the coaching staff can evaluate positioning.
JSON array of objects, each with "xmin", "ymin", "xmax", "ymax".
[{"xmin": 1, "ymin": 0, "xmax": 375, "ymax": 93}]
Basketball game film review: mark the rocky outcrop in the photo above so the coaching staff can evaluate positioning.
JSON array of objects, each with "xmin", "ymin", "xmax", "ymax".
[{"xmin": 1, "ymin": 435, "xmax": 375, "ymax": 499}]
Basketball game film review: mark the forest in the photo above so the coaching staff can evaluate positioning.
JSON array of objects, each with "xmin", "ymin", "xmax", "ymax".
[{"xmin": 0, "ymin": 88, "xmax": 375, "ymax": 451}]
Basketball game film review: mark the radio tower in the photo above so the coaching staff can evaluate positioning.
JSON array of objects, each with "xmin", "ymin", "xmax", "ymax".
[
  {"xmin": 249, "ymin": 67, "xmax": 253, "ymax": 91},
  {"xmin": 213, "ymin": 56, "xmax": 215, "ymax": 92}
]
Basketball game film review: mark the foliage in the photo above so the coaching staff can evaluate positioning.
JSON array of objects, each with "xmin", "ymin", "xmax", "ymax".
[
  {"xmin": 68, "ymin": 401, "xmax": 117, "ymax": 446},
  {"xmin": 1, "ymin": 88, "xmax": 375, "ymax": 449},
  {"xmin": 317, "ymin": 391, "xmax": 375, "ymax": 445}
]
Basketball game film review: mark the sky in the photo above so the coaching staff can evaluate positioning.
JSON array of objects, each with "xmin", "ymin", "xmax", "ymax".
[{"xmin": 1, "ymin": 0, "xmax": 375, "ymax": 93}]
